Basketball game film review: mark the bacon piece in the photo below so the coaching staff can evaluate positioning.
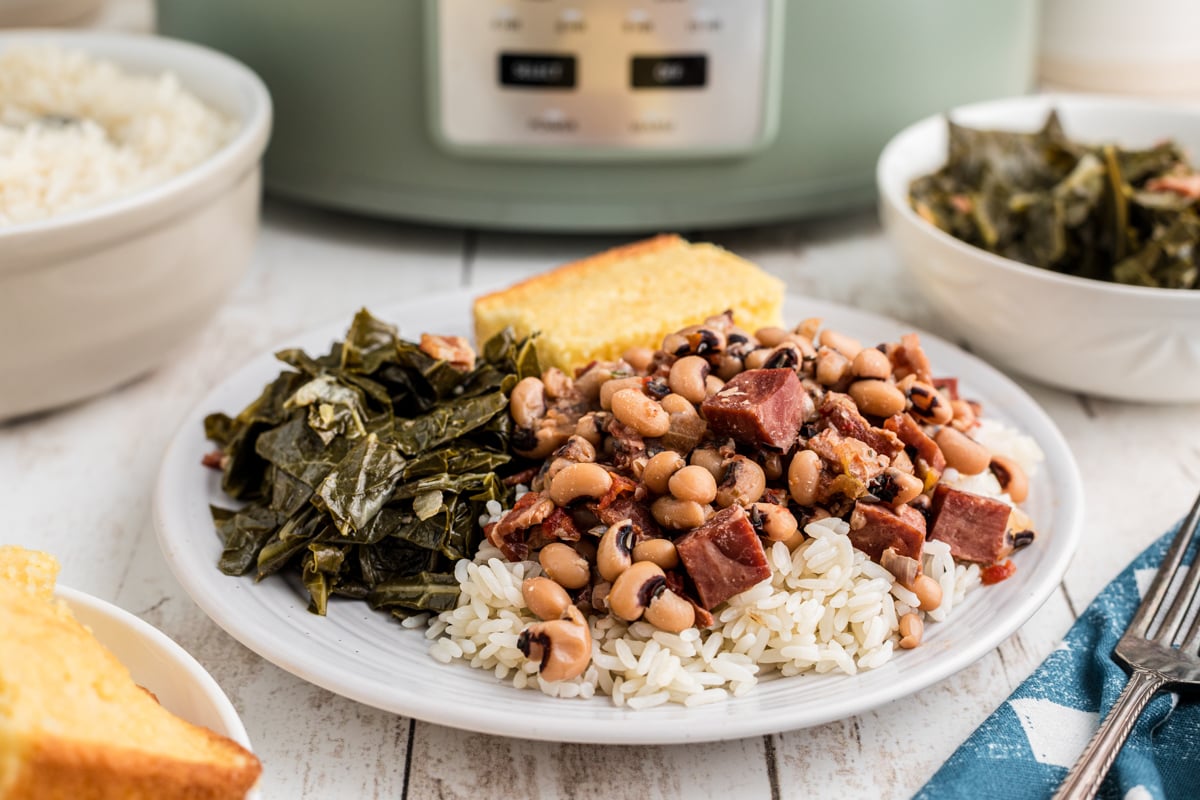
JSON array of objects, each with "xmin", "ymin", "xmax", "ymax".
[
  {"xmin": 1146, "ymin": 173, "xmax": 1200, "ymax": 199},
  {"xmin": 700, "ymin": 369, "xmax": 807, "ymax": 451},
  {"xmin": 848, "ymin": 501, "xmax": 926, "ymax": 562},
  {"xmin": 928, "ymin": 485, "xmax": 1014, "ymax": 564},
  {"xmin": 488, "ymin": 491, "xmax": 554, "ymax": 561},
  {"xmin": 419, "ymin": 333, "xmax": 475, "ymax": 371},
  {"xmin": 807, "ymin": 427, "xmax": 889, "ymax": 485},
  {"xmin": 675, "ymin": 506, "xmax": 772, "ymax": 610},
  {"xmin": 540, "ymin": 506, "xmax": 582, "ymax": 542},
  {"xmin": 894, "ymin": 333, "xmax": 933, "ymax": 384},
  {"xmin": 884, "ymin": 413, "xmax": 946, "ymax": 481},
  {"xmin": 818, "ymin": 393, "xmax": 904, "ymax": 459}
]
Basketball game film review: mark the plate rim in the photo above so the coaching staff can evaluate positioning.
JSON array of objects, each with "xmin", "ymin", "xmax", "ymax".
[{"xmin": 153, "ymin": 288, "xmax": 1084, "ymax": 743}]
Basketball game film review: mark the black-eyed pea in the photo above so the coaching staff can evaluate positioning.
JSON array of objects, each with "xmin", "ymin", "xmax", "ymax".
[
  {"xmin": 517, "ymin": 605, "xmax": 592, "ymax": 681},
  {"xmin": 660, "ymin": 392, "xmax": 698, "ymax": 417},
  {"xmin": 763, "ymin": 342, "xmax": 804, "ymax": 371},
  {"xmin": 989, "ymin": 454, "xmax": 1029, "ymax": 503},
  {"xmin": 608, "ymin": 561, "xmax": 666, "ymax": 622},
  {"xmin": 597, "ymin": 520, "xmax": 635, "ymax": 582},
  {"xmin": 704, "ymin": 374, "xmax": 725, "ymax": 397},
  {"xmin": 621, "ymin": 346, "xmax": 656, "ymax": 373},
  {"xmin": 743, "ymin": 348, "xmax": 772, "ymax": 370},
  {"xmin": 852, "ymin": 347, "xmax": 892, "ymax": 380},
  {"xmin": 599, "ymin": 376, "xmax": 645, "ymax": 410},
  {"xmin": 643, "ymin": 588, "xmax": 696, "ymax": 633},
  {"xmin": 548, "ymin": 462, "xmax": 613, "ymax": 507},
  {"xmin": 907, "ymin": 381, "xmax": 953, "ymax": 425},
  {"xmin": 934, "ymin": 427, "xmax": 990, "ymax": 475},
  {"xmin": 761, "ymin": 452, "xmax": 784, "ymax": 481},
  {"xmin": 668, "ymin": 355, "xmax": 709, "ymax": 404},
  {"xmin": 754, "ymin": 326, "xmax": 790, "ymax": 348},
  {"xmin": 509, "ymin": 377, "xmax": 546, "ymax": 428},
  {"xmin": 910, "ymin": 574, "xmax": 943, "ymax": 611},
  {"xmin": 883, "ymin": 468, "xmax": 925, "ymax": 506},
  {"xmin": 668, "ymin": 464, "xmax": 718, "ymax": 504},
  {"xmin": 573, "ymin": 366, "xmax": 614, "ymax": 402},
  {"xmin": 538, "ymin": 542, "xmax": 590, "ymax": 589},
  {"xmin": 689, "ymin": 448, "xmax": 727, "ymax": 482},
  {"xmin": 522, "ymin": 577, "xmax": 572, "ymax": 621},
  {"xmin": 643, "ymin": 451, "xmax": 686, "ymax": 495},
  {"xmin": 950, "ymin": 399, "xmax": 977, "ymax": 430},
  {"xmin": 573, "ymin": 412, "xmax": 607, "ymax": 448},
  {"xmin": 661, "ymin": 329, "xmax": 693, "ymax": 357},
  {"xmin": 848, "ymin": 379, "xmax": 907, "ymax": 418},
  {"xmin": 651, "ymin": 496, "xmax": 710, "ymax": 530},
  {"xmin": 632, "ymin": 538, "xmax": 679, "ymax": 570},
  {"xmin": 898, "ymin": 612, "xmax": 924, "ymax": 649},
  {"xmin": 611, "ymin": 389, "xmax": 671, "ymax": 438},
  {"xmin": 818, "ymin": 329, "xmax": 863, "ymax": 360},
  {"xmin": 787, "ymin": 449, "xmax": 824, "ymax": 506},
  {"xmin": 815, "ymin": 347, "xmax": 851, "ymax": 386},
  {"xmin": 749, "ymin": 502, "xmax": 799, "ymax": 543},
  {"xmin": 716, "ymin": 353, "xmax": 744, "ymax": 381},
  {"xmin": 715, "ymin": 455, "xmax": 766, "ymax": 508},
  {"xmin": 590, "ymin": 581, "xmax": 612, "ymax": 613}
]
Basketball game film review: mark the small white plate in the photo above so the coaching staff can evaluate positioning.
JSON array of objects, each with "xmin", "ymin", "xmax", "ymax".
[
  {"xmin": 154, "ymin": 290, "xmax": 1083, "ymax": 744},
  {"xmin": 58, "ymin": 587, "xmax": 261, "ymax": 799}
]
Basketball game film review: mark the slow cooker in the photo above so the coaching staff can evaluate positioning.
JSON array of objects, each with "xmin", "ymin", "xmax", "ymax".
[{"xmin": 158, "ymin": 0, "xmax": 1038, "ymax": 231}]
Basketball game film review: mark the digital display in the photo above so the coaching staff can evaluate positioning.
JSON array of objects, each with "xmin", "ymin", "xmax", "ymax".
[
  {"xmin": 631, "ymin": 55, "xmax": 707, "ymax": 89},
  {"xmin": 499, "ymin": 53, "xmax": 577, "ymax": 89}
]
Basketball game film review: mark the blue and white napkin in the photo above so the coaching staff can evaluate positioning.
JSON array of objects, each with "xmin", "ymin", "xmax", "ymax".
[{"xmin": 917, "ymin": 523, "xmax": 1199, "ymax": 800}]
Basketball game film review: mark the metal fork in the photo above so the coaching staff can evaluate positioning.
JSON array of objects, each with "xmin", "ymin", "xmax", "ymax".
[{"xmin": 1054, "ymin": 491, "xmax": 1200, "ymax": 800}]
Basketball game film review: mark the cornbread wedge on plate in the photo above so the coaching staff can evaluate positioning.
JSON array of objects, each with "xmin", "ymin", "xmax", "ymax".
[
  {"xmin": 0, "ymin": 546, "xmax": 260, "ymax": 800},
  {"xmin": 473, "ymin": 234, "xmax": 785, "ymax": 371}
]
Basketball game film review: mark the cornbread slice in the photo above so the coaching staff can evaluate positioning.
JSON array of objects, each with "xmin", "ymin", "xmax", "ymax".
[
  {"xmin": 473, "ymin": 234, "xmax": 785, "ymax": 371},
  {"xmin": 0, "ymin": 546, "xmax": 261, "ymax": 800}
]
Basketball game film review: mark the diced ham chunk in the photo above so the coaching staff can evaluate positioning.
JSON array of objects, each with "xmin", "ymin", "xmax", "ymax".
[
  {"xmin": 928, "ymin": 485, "xmax": 1013, "ymax": 564},
  {"xmin": 884, "ymin": 413, "xmax": 946, "ymax": 479},
  {"xmin": 848, "ymin": 501, "xmax": 926, "ymax": 562},
  {"xmin": 675, "ymin": 506, "xmax": 771, "ymax": 610},
  {"xmin": 701, "ymin": 369, "xmax": 806, "ymax": 451}
]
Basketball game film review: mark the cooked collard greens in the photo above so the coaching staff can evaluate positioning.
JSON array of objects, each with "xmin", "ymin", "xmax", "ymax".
[
  {"xmin": 910, "ymin": 111, "xmax": 1200, "ymax": 289},
  {"xmin": 203, "ymin": 309, "xmax": 539, "ymax": 618}
]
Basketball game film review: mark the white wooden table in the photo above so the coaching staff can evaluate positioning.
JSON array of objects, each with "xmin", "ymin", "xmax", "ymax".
[{"xmin": 5, "ymin": 196, "xmax": 1199, "ymax": 798}]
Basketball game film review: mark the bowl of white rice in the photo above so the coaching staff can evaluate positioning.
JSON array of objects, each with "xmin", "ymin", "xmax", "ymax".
[{"xmin": 0, "ymin": 30, "xmax": 271, "ymax": 419}]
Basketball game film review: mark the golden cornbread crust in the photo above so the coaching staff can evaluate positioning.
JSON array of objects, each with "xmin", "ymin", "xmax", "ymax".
[
  {"xmin": 5, "ymin": 734, "xmax": 260, "ymax": 800},
  {"xmin": 0, "ymin": 547, "xmax": 261, "ymax": 800},
  {"xmin": 472, "ymin": 234, "xmax": 785, "ymax": 371}
]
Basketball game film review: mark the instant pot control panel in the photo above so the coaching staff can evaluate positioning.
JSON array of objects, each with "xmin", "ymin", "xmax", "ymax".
[{"xmin": 428, "ymin": 0, "xmax": 782, "ymax": 159}]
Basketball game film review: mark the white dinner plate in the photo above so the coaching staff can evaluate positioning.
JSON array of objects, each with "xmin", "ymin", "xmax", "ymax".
[
  {"xmin": 58, "ymin": 587, "xmax": 262, "ymax": 799},
  {"xmin": 154, "ymin": 290, "xmax": 1083, "ymax": 744}
]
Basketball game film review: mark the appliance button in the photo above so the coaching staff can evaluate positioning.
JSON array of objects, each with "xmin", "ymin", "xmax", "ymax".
[
  {"xmin": 631, "ymin": 55, "xmax": 707, "ymax": 89},
  {"xmin": 499, "ymin": 53, "xmax": 577, "ymax": 89}
]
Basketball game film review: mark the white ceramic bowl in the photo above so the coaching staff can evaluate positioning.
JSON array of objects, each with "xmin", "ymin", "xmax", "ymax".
[
  {"xmin": 58, "ymin": 586, "xmax": 261, "ymax": 799},
  {"xmin": 878, "ymin": 94, "xmax": 1200, "ymax": 403},
  {"xmin": 0, "ymin": 31, "xmax": 271, "ymax": 420}
]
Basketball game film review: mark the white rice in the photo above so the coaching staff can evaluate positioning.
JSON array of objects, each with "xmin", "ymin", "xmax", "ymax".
[
  {"xmin": 429, "ymin": 421, "xmax": 1040, "ymax": 707},
  {"xmin": 0, "ymin": 46, "xmax": 235, "ymax": 225}
]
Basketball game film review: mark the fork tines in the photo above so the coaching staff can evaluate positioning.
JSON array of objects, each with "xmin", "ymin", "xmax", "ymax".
[{"xmin": 1126, "ymin": 490, "xmax": 1200, "ymax": 653}]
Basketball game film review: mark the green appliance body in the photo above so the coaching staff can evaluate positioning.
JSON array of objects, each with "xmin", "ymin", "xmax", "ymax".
[{"xmin": 157, "ymin": 0, "xmax": 1038, "ymax": 232}]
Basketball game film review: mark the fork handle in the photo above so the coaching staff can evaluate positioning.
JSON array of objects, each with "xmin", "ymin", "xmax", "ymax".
[{"xmin": 1053, "ymin": 668, "xmax": 1167, "ymax": 800}]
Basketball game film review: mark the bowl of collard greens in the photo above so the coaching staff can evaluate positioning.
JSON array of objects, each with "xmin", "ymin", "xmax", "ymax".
[{"xmin": 878, "ymin": 94, "xmax": 1200, "ymax": 403}]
